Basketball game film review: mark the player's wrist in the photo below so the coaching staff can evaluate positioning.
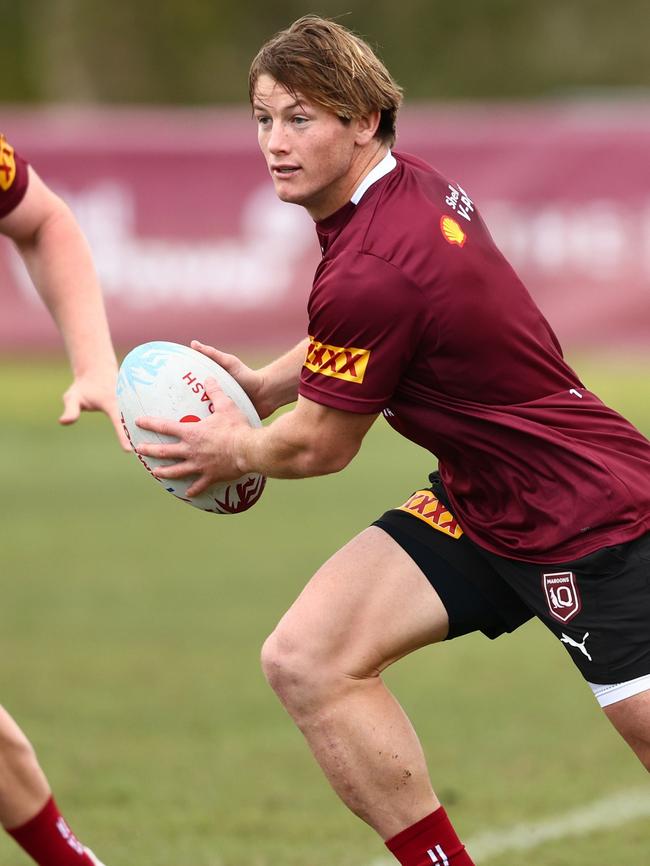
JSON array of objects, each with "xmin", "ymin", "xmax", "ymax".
[
  {"xmin": 251, "ymin": 369, "xmax": 277, "ymax": 419},
  {"xmin": 66, "ymin": 337, "xmax": 118, "ymax": 378},
  {"xmin": 231, "ymin": 425, "xmax": 258, "ymax": 477}
]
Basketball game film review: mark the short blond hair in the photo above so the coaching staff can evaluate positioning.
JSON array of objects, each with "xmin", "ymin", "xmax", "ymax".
[{"xmin": 249, "ymin": 15, "xmax": 403, "ymax": 146}]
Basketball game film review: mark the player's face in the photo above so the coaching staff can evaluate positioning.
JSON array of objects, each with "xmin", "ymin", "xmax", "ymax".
[{"xmin": 253, "ymin": 74, "xmax": 382, "ymax": 221}]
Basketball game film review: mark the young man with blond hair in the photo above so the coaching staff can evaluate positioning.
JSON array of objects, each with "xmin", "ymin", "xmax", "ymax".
[
  {"xmin": 137, "ymin": 16, "xmax": 650, "ymax": 866},
  {"xmin": 1, "ymin": 134, "xmax": 127, "ymax": 866}
]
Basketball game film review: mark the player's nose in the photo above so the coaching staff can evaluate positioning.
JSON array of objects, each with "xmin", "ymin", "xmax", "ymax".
[{"xmin": 268, "ymin": 122, "xmax": 290, "ymax": 155}]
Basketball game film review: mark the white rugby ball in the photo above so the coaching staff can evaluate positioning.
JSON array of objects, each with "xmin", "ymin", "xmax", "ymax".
[{"xmin": 117, "ymin": 341, "xmax": 266, "ymax": 514}]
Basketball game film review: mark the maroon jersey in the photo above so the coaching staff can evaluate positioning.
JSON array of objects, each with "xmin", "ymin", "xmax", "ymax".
[
  {"xmin": 299, "ymin": 151, "xmax": 650, "ymax": 562},
  {"xmin": 0, "ymin": 135, "xmax": 29, "ymax": 218}
]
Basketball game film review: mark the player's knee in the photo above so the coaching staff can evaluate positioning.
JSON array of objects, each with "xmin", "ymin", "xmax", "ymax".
[
  {"xmin": 261, "ymin": 629, "xmax": 310, "ymax": 700},
  {"xmin": 261, "ymin": 626, "xmax": 347, "ymax": 713}
]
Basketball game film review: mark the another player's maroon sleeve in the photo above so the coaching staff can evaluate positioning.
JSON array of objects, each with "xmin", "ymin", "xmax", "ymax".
[
  {"xmin": 299, "ymin": 249, "xmax": 426, "ymax": 414},
  {"xmin": 0, "ymin": 135, "xmax": 29, "ymax": 218}
]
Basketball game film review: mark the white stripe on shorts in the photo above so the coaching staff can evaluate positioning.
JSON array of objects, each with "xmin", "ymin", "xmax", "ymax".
[{"xmin": 588, "ymin": 673, "xmax": 650, "ymax": 707}]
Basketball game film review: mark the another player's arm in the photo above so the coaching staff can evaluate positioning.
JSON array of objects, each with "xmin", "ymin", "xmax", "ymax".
[
  {"xmin": 1, "ymin": 166, "xmax": 116, "ymax": 381},
  {"xmin": 0, "ymin": 167, "xmax": 128, "ymax": 447}
]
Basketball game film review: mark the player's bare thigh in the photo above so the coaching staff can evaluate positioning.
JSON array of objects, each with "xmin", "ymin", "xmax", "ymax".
[
  {"xmin": 265, "ymin": 525, "xmax": 449, "ymax": 678},
  {"xmin": 604, "ymin": 690, "xmax": 650, "ymax": 770}
]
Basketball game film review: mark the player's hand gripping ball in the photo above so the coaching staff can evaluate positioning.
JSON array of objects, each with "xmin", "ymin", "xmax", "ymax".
[{"xmin": 117, "ymin": 341, "xmax": 266, "ymax": 514}]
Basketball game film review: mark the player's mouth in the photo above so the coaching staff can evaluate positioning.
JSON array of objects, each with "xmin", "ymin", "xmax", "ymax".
[{"xmin": 271, "ymin": 164, "xmax": 301, "ymax": 177}]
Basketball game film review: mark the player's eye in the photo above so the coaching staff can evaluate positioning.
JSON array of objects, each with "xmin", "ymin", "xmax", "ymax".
[
  {"xmin": 292, "ymin": 115, "xmax": 310, "ymax": 125},
  {"xmin": 255, "ymin": 115, "xmax": 271, "ymax": 127}
]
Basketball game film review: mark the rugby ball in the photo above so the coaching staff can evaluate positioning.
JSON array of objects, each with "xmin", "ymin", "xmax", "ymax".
[{"xmin": 117, "ymin": 341, "xmax": 266, "ymax": 514}]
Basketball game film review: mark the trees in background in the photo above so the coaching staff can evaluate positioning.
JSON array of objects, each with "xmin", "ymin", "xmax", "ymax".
[{"xmin": 2, "ymin": 0, "xmax": 648, "ymax": 104}]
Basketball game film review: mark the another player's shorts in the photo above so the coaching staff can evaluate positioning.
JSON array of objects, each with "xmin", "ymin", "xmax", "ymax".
[{"xmin": 373, "ymin": 471, "xmax": 650, "ymax": 698}]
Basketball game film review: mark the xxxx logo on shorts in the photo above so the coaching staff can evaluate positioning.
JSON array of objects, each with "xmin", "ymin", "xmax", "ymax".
[
  {"xmin": 542, "ymin": 571, "xmax": 582, "ymax": 623},
  {"xmin": 398, "ymin": 491, "xmax": 463, "ymax": 539},
  {"xmin": 0, "ymin": 135, "xmax": 17, "ymax": 192},
  {"xmin": 304, "ymin": 337, "xmax": 370, "ymax": 384}
]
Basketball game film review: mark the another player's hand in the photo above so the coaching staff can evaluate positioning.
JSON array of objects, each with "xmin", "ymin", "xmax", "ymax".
[
  {"xmin": 135, "ymin": 377, "xmax": 252, "ymax": 497},
  {"xmin": 190, "ymin": 340, "xmax": 275, "ymax": 419},
  {"xmin": 60, "ymin": 371, "xmax": 131, "ymax": 451}
]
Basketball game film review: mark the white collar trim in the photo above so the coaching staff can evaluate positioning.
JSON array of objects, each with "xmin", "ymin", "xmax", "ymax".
[{"xmin": 350, "ymin": 150, "xmax": 397, "ymax": 205}]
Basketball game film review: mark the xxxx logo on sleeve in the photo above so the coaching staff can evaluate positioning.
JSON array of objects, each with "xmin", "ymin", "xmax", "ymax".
[
  {"xmin": 304, "ymin": 337, "xmax": 371, "ymax": 384},
  {"xmin": 0, "ymin": 135, "xmax": 17, "ymax": 192},
  {"xmin": 398, "ymin": 490, "xmax": 463, "ymax": 539}
]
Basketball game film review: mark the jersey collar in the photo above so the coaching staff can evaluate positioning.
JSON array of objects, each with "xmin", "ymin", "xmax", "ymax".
[{"xmin": 350, "ymin": 150, "xmax": 397, "ymax": 205}]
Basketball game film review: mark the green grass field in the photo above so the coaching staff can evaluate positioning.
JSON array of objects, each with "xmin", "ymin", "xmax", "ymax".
[{"xmin": 1, "ymin": 354, "xmax": 649, "ymax": 866}]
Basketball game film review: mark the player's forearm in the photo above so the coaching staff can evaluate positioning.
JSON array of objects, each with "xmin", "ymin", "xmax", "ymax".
[
  {"xmin": 16, "ymin": 201, "xmax": 117, "ymax": 376},
  {"xmin": 257, "ymin": 338, "xmax": 310, "ymax": 412},
  {"xmin": 234, "ymin": 406, "xmax": 357, "ymax": 480}
]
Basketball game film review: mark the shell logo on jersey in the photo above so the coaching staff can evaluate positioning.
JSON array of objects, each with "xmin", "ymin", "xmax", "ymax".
[
  {"xmin": 440, "ymin": 215, "xmax": 466, "ymax": 248},
  {"xmin": 304, "ymin": 337, "xmax": 370, "ymax": 384},
  {"xmin": 542, "ymin": 571, "xmax": 582, "ymax": 623},
  {"xmin": 0, "ymin": 135, "xmax": 17, "ymax": 192},
  {"xmin": 398, "ymin": 490, "xmax": 464, "ymax": 539}
]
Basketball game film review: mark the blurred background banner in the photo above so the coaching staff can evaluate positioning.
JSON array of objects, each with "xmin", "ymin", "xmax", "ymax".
[
  {"xmin": 3, "ymin": 0, "xmax": 650, "ymax": 357},
  {"xmin": 0, "ymin": 104, "xmax": 650, "ymax": 352},
  {"xmin": 1, "ymin": 103, "xmax": 649, "ymax": 354}
]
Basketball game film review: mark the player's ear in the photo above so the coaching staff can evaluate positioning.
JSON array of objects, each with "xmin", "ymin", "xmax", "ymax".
[{"xmin": 354, "ymin": 110, "xmax": 381, "ymax": 146}]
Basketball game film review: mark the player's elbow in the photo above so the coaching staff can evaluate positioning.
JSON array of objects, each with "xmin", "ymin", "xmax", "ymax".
[
  {"xmin": 297, "ymin": 437, "xmax": 359, "ymax": 476},
  {"xmin": 14, "ymin": 194, "xmax": 74, "ymax": 254}
]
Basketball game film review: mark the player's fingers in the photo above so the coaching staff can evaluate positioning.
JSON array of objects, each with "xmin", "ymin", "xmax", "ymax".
[
  {"xmin": 204, "ymin": 379, "xmax": 245, "ymax": 419},
  {"xmin": 185, "ymin": 476, "xmax": 212, "ymax": 498},
  {"xmin": 59, "ymin": 390, "xmax": 81, "ymax": 425},
  {"xmin": 152, "ymin": 461, "xmax": 195, "ymax": 480},
  {"xmin": 108, "ymin": 409, "xmax": 132, "ymax": 451},
  {"xmin": 88, "ymin": 395, "xmax": 133, "ymax": 451},
  {"xmin": 205, "ymin": 379, "xmax": 249, "ymax": 426},
  {"xmin": 204, "ymin": 376, "xmax": 227, "ymax": 402},
  {"xmin": 191, "ymin": 341, "xmax": 240, "ymax": 373},
  {"xmin": 136, "ymin": 440, "xmax": 185, "ymax": 460},
  {"xmin": 135, "ymin": 415, "xmax": 182, "ymax": 437}
]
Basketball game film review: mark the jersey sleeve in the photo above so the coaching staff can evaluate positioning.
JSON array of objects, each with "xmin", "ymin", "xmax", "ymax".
[
  {"xmin": 0, "ymin": 135, "xmax": 29, "ymax": 218},
  {"xmin": 299, "ymin": 250, "xmax": 426, "ymax": 414}
]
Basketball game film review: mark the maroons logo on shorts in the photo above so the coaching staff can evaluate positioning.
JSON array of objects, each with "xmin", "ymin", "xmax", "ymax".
[{"xmin": 542, "ymin": 571, "xmax": 582, "ymax": 623}]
